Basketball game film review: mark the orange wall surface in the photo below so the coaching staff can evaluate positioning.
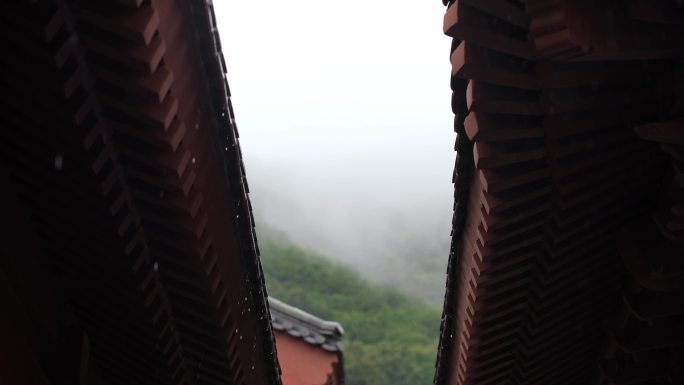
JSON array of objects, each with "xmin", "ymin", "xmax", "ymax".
[{"xmin": 274, "ymin": 331, "xmax": 339, "ymax": 385}]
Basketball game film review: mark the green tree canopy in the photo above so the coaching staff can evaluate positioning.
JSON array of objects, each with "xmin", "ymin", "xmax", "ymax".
[{"xmin": 259, "ymin": 239, "xmax": 441, "ymax": 385}]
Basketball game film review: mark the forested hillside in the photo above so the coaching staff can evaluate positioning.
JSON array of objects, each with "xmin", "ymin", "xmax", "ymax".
[
  {"xmin": 255, "ymin": 220, "xmax": 449, "ymax": 306},
  {"xmin": 259, "ymin": 239, "xmax": 441, "ymax": 385}
]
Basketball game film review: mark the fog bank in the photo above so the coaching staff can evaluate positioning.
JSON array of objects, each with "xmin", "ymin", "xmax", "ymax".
[{"xmin": 214, "ymin": 0, "xmax": 455, "ymax": 304}]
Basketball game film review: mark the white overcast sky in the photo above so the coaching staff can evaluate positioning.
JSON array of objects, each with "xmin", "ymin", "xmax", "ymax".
[{"xmin": 213, "ymin": 0, "xmax": 455, "ymax": 273}]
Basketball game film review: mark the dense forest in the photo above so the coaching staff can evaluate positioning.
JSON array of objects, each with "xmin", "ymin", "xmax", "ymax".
[
  {"xmin": 254, "ymin": 220, "xmax": 450, "ymax": 307},
  {"xmin": 259, "ymin": 238, "xmax": 441, "ymax": 385}
]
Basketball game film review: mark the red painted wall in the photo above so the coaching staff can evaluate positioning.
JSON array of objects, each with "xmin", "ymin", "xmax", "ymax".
[{"xmin": 274, "ymin": 332, "xmax": 340, "ymax": 385}]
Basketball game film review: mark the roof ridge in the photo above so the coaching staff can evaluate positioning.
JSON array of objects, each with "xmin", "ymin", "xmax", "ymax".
[{"xmin": 268, "ymin": 297, "xmax": 344, "ymax": 352}]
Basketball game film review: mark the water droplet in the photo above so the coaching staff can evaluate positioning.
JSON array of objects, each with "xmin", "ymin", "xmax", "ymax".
[
  {"xmin": 191, "ymin": 157, "xmax": 196, "ymax": 164},
  {"xmin": 225, "ymin": 147, "xmax": 229, "ymax": 151},
  {"xmin": 159, "ymin": 190, "xmax": 165, "ymax": 198},
  {"xmin": 54, "ymin": 155, "xmax": 63, "ymax": 171},
  {"xmin": 154, "ymin": 262, "xmax": 159, "ymax": 271}
]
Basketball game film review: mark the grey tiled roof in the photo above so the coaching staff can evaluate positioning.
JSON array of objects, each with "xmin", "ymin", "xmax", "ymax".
[{"xmin": 268, "ymin": 298, "xmax": 344, "ymax": 352}]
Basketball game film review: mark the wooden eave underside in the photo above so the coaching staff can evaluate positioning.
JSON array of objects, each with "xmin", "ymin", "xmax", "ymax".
[
  {"xmin": 436, "ymin": 1, "xmax": 684, "ymax": 385},
  {"xmin": 0, "ymin": 2, "xmax": 280, "ymax": 385}
]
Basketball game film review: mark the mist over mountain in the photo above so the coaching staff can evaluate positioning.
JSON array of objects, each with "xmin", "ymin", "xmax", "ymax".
[
  {"xmin": 246, "ymin": 151, "xmax": 453, "ymax": 306},
  {"xmin": 213, "ymin": 0, "xmax": 455, "ymax": 306}
]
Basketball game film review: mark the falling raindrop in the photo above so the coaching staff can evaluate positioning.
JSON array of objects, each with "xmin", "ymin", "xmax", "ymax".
[
  {"xmin": 191, "ymin": 157, "xmax": 196, "ymax": 164},
  {"xmin": 153, "ymin": 262, "xmax": 159, "ymax": 271},
  {"xmin": 54, "ymin": 154, "xmax": 63, "ymax": 171}
]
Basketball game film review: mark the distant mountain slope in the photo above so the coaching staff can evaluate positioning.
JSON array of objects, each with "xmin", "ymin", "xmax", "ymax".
[
  {"xmin": 256, "ymin": 219, "xmax": 449, "ymax": 307},
  {"xmin": 259, "ymin": 239, "xmax": 440, "ymax": 385}
]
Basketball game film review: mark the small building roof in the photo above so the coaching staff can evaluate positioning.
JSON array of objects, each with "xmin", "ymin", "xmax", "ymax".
[{"xmin": 268, "ymin": 298, "xmax": 344, "ymax": 352}]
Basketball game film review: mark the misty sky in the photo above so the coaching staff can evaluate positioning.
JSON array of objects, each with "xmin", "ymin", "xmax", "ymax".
[{"xmin": 213, "ymin": 1, "xmax": 455, "ymax": 288}]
